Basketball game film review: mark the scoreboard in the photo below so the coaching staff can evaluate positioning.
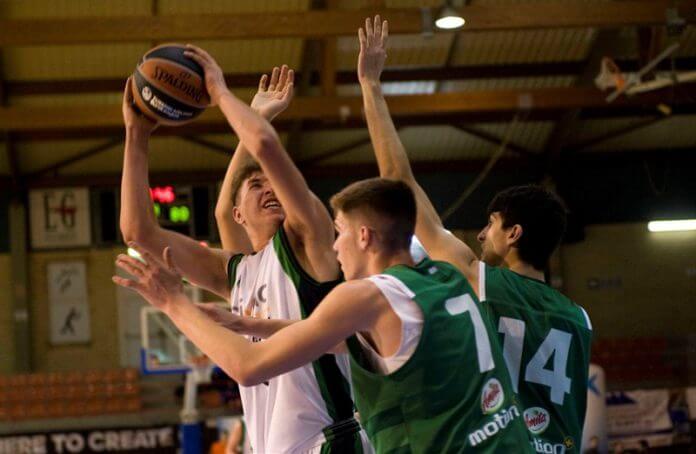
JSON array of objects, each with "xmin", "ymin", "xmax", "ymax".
[
  {"xmin": 150, "ymin": 185, "xmax": 193, "ymax": 235},
  {"xmin": 91, "ymin": 184, "xmax": 214, "ymax": 246}
]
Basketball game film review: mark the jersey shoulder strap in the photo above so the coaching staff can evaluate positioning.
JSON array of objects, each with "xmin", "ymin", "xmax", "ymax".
[{"xmin": 226, "ymin": 253, "xmax": 245, "ymax": 290}]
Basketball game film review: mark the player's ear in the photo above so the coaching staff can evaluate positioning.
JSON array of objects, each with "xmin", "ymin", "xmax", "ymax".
[
  {"xmin": 233, "ymin": 206, "xmax": 244, "ymax": 225},
  {"xmin": 507, "ymin": 224, "xmax": 523, "ymax": 245},
  {"xmin": 358, "ymin": 225, "xmax": 371, "ymax": 251}
]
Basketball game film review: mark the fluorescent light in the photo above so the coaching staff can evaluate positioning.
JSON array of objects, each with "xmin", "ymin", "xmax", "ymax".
[
  {"xmin": 648, "ymin": 219, "xmax": 696, "ymax": 232},
  {"xmin": 435, "ymin": 7, "xmax": 465, "ymax": 30}
]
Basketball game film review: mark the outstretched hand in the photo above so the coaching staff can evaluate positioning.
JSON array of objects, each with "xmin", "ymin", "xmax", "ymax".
[
  {"xmin": 113, "ymin": 243, "xmax": 186, "ymax": 313},
  {"xmin": 358, "ymin": 15, "xmax": 388, "ymax": 85},
  {"xmin": 184, "ymin": 44, "xmax": 228, "ymax": 106},
  {"xmin": 251, "ymin": 65, "xmax": 295, "ymax": 121}
]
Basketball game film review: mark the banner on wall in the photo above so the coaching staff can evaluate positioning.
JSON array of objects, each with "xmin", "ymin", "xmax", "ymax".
[
  {"xmin": 0, "ymin": 425, "xmax": 178, "ymax": 454},
  {"xmin": 687, "ymin": 387, "xmax": 696, "ymax": 420},
  {"xmin": 582, "ymin": 364, "xmax": 608, "ymax": 453},
  {"xmin": 48, "ymin": 261, "xmax": 91, "ymax": 345},
  {"xmin": 607, "ymin": 389, "xmax": 672, "ymax": 436},
  {"xmin": 30, "ymin": 187, "xmax": 91, "ymax": 249}
]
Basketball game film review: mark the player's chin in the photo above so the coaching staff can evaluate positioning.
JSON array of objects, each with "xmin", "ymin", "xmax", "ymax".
[
  {"xmin": 481, "ymin": 251, "xmax": 503, "ymax": 267},
  {"xmin": 262, "ymin": 209, "xmax": 285, "ymax": 223}
]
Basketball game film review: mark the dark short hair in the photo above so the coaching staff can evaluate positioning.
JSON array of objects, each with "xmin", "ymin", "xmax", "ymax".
[
  {"xmin": 330, "ymin": 178, "xmax": 416, "ymax": 252},
  {"xmin": 487, "ymin": 185, "xmax": 567, "ymax": 270},
  {"xmin": 230, "ymin": 162, "xmax": 263, "ymax": 206}
]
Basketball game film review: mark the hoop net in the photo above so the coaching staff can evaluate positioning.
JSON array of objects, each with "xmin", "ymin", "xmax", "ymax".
[
  {"xmin": 595, "ymin": 57, "xmax": 626, "ymax": 91},
  {"xmin": 188, "ymin": 354, "xmax": 214, "ymax": 383}
]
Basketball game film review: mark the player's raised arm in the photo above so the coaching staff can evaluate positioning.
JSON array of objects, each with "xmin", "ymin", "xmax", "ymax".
[
  {"xmin": 114, "ymin": 246, "xmax": 377, "ymax": 385},
  {"xmin": 119, "ymin": 78, "xmax": 232, "ymax": 299},
  {"xmin": 358, "ymin": 16, "xmax": 480, "ymax": 285},
  {"xmin": 186, "ymin": 45, "xmax": 338, "ymax": 279},
  {"xmin": 215, "ymin": 69, "xmax": 295, "ymax": 254}
]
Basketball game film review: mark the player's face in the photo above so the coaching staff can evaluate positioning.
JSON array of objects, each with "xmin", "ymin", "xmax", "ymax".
[
  {"xmin": 237, "ymin": 172, "xmax": 285, "ymax": 231},
  {"xmin": 333, "ymin": 211, "xmax": 366, "ymax": 280},
  {"xmin": 477, "ymin": 212, "xmax": 509, "ymax": 266}
]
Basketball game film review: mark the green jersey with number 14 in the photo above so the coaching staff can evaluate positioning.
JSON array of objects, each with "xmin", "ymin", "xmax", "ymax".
[{"xmin": 479, "ymin": 262, "xmax": 592, "ymax": 454}]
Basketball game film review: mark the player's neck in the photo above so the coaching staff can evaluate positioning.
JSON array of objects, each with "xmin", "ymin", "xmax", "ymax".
[
  {"xmin": 247, "ymin": 225, "xmax": 277, "ymax": 252},
  {"xmin": 368, "ymin": 249, "xmax": 414, "ymax": 276},
  {"xmin": 505, "ymin": 253, "xmax": 545, "ymax": 282}
]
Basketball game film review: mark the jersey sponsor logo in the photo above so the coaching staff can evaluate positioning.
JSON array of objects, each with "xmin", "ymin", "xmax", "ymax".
[
  {"xmin": 531, "ymin": 437, "xmax": 569, "ymax": 454},
  {"xmin": 468, "ymin": 404, "xmax": 521, "ymax": 447},
  {"xmin": 481, "ymin": 378, "xmax": 504, "ymax": 414},
  {"xmin": 524, "ymin": 407, "xmax": 550, "ymax": 435}
]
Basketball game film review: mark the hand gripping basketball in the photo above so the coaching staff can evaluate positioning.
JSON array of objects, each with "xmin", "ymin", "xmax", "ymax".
[{"xmin": 184, "ymin": 44, "xmax": 229, "ymax": 106}]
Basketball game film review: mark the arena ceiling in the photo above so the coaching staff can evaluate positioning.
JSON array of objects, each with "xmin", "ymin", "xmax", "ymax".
[{"xmin": 0, "ymin": 0, "xmax": 695, "ymax": 191}]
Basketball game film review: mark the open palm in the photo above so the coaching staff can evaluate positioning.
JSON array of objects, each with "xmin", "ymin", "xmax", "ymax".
[
  {"xmin": 251, "ymin": 65, "xmax": 295, "ymax": 120},
  {"xmin": 358, "ymin": 15, "xmax": 388, "ymax": 84}
]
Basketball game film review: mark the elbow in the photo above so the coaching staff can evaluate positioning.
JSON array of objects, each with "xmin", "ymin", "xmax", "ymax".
[
  {"xmin": 247, "ymin": 129, "xmax": 281, "ymax": 161},
  {"xmin": 120, "ymin": 219, "xmax": 154, "ymax": 246},
  {"xmin": 233, "ymin": 361, "xmax": 266, "ymax": 387}
]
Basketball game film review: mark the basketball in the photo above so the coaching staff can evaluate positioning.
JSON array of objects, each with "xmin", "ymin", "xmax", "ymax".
[{"xmin": 131, "ymin": 43, "xmax": 210, "ymax": 126}]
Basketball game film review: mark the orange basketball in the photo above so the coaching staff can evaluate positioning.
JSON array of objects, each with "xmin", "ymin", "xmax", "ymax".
[{"xmin": 132, "ymin": 43, "xmax": 210, "ymax": 126}]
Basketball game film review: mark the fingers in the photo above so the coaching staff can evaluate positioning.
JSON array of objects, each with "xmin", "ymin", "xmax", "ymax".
[
  {"xmin": 184, "ymin": 44, "xmax": 213, "ymax": 62},
  {"xmin": 358, "ymin": 27, "xmax": 367, "ymax": 53},
  {"xmin": 112, "ymin": 275, "xmax": 146, "ymax": 293},
  {"xmin": 365, "ymin": 17, "xmax": 373, "ymax": 46},
  {"xmin": 374, "ymin": 15, "xmax": 381, "ymax": 39},
  {"xmin": 281, "ymin": 82, "xmax": 294, "ymax": 102},
  {"xmin": 277, "ymin": 65, "xmax": 289, "ymax": 91},
  {"xmin": 381, "ymin": 20, "xmax": 388, "ymax": 45},
  {"xmin": 127, "ymin": 242, "xmax": 159, "ymax": 269},
  {"xmin": 123, "ymin": 77, "xmax": 134, "ymax": 105},
  {"xmin": 183, "ymin": 49, "xmax": 206, "ymax": 67},
  {"xmin": 269, "ymin": 66, "xmax": 280, "ymax": 91},
  {"xmin": 116, "ymin": 254, "xmax": 147, "ymax": 278},
  {"xmin": 258, "ymin": 74, "xmax": 268, "ymax": 92},
  {"xmin": 281, "ymin": 71, "xmax": 294, "ymax": 101},
  {"xmin": 163, "ymin": 247, "xmax": 174, "ymax": 272}
]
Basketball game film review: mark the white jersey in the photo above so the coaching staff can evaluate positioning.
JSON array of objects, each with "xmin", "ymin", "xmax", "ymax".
[
  {"xmin": 356, "ymin": 274, "xmax": 424, "ymax": 375},
  {"xmin": 227, "ymin": 227, "xmax": 359, "ymax": 453}
]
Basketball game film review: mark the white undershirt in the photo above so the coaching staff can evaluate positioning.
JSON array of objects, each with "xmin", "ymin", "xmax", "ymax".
[{"xmin": 356, "ymin": 274, "xmax": 424, "ymax": 375}]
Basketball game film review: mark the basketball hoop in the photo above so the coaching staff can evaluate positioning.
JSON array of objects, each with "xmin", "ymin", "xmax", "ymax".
[
  {"xmin": 188, "ymin": 354, "xmax": 214, "ymax": 384},
  {"xmin": 595, "ymin": 57, "xmax": 626, "ymax": 91}
]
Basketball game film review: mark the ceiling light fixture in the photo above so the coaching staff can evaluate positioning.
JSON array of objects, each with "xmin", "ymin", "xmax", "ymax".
[
  {"xmin": 647, "ymin": 219, "xmax": 696, "ymax": 232},
  {"xmin": 435, "ymin": 5, "xmax": 465, "ymax": 30}
]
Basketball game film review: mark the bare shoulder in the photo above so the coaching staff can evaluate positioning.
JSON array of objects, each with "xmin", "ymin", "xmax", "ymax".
[{"xmin": 336, "ymin": 279, "xmax": 389, "ymax": 314}]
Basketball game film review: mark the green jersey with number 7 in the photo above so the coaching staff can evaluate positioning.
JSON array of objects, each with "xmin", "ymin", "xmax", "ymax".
[{"xmin": 478, "ymin": 262, "xmax": 592, "ymax": 454}]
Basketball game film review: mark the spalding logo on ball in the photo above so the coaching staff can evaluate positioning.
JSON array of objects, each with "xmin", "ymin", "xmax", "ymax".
[{"xmin": 132, "ymin": 43, "xmax": 210, "ymax": 126}]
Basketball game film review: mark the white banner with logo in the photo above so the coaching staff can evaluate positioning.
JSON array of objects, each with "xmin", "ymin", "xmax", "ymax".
[
  {"xmin": 48, "ymin": 261, "xmax": 91, "ymax": 344},
  {"xmin": 30, "ymin": 187, "xmax": 91, "ymax": 248},
  {"xmin": 582, "ymin": 364, "xmax": 608, "ymax": 453},
  {"xmin": 686, "ymin": 387, "xmax": 696, "ymax": 420},
  {"xmin": 606, "ymin": 389, "xmax": 672, "ymax": 436}
]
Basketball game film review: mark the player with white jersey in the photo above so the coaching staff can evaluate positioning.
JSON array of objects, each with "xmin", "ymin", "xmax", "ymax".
[
  {"xmin": 119, "ymin": 47, "xmax": 369, "ymax": 452},
  {"xmin": 114, "ymin": 177, "xmax": 532, "ymax": 453}
]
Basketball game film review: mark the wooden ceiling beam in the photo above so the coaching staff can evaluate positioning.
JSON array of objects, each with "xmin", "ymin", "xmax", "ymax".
[
  {"xmin": 0, "ymin": 1, "xmax": 693, "ymax": 45},
  {"xmin": 7, "ymin": 57, "xmax": 696, "ymax": 97},
  {"xmin": 6, "ymin": 104, "xmax": 696, "ymax": 143},
  {"xmin": 22, "ymin": 146, "xmax": 696, "ymax": 189},
  {"xmin": 3, "ymin": 83, "xmax": 696, "ymax": 133}
]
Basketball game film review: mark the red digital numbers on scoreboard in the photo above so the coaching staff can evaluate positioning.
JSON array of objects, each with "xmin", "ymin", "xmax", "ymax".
[{"xmin": 150, "ymin": 186, "xmax": 176, "ymax": 204}]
